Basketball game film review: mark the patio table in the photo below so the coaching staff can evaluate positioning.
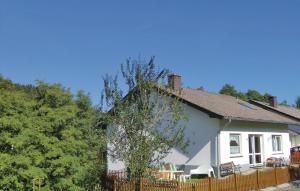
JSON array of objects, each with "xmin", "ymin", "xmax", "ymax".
[{"xmin": 158, "ymin": 170, "xmax": 185, "ymax": 180}]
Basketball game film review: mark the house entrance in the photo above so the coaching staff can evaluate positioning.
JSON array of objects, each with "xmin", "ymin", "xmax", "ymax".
[{"xmin": 248, "ymin": 135, "xmax": 263, "ymax": 165}]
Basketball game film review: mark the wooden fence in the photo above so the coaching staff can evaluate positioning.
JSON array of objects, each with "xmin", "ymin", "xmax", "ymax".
[{"xmin": 105, "ymin": 167, "xmax": 291, "ymax": 191}]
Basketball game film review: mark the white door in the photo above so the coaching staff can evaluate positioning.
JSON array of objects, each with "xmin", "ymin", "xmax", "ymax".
[{"xmin": 248, "ymin": 135, "xmax": 263, "ymax": 165}]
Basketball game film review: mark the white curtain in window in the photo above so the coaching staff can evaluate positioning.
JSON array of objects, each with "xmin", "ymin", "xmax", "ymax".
[{"xmin": 230, "ymin": 134, "xmax": 240, "ymax": 154}]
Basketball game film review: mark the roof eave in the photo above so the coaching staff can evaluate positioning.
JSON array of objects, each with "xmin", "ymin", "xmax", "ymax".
[{"xmin": 224, "ymin": 116, "xmax": 300, "ymax": 126}]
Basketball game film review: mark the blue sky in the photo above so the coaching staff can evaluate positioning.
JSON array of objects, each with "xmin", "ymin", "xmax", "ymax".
[{"xmin": 0, "ymin": 1, "xmax": 300, "ymax": 105}]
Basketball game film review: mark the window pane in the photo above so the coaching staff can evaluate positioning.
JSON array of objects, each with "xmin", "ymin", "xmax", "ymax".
[
  {"xmin": 249, "ymin": 155, "xmax": 253, "ymax": 164},
  {"xmin": 230, "ymin": 146, "xmax": 240, "ymax": 154},
  {"xmin": 272, "ymin": 135, "xmax": 282, "ymax": 152},
  {"xmin": 249, "ymin": 136, "xmax": 252, "ymax": 153},
  {"xmin": 255, "ymin": 136, "xmax": 261, "ymax": 153},
  {"xmin": 255, "ymin": 154, "xmax": 261, "ymax": 163},
  {"xmin": 277, "ymin": 136, "xmax": 281, "ymax": 151},
  {"xmin": 272, "ymin": 136, "xmax": 276, "ymax": 151},
  {"xmin": 230, "ymin": 134, "xmax": 241, "ymax": 154}
]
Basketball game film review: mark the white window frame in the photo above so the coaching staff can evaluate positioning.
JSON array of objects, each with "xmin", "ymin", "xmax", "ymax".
[
  {"xmin": 272, "ymin": 135, "xmax": 283, "ymax": 153},
  {"xmin": 230, "ymin": 134, "xmax": 242, "ymax": 156}
]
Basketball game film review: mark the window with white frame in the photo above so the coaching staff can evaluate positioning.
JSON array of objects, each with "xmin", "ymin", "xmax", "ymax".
[
  {"xmin": 272, "ymin": 135, "xmax": 282, "ymax": 152},
  {"xmin": 230, "ymin": 134, "xmax": 241, "ymax": 155}
]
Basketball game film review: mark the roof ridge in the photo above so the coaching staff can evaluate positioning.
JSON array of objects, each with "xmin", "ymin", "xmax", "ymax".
[
  {"xmin": 252, "ymin": 99, "xmax": 300, "ymax": 111},
  {"xmin": 182, "ymin": 87, "xmax": 243, "ymax": 101}
]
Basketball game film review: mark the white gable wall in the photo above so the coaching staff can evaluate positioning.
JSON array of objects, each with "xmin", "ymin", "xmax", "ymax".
[
  {"xmin": 160, "ymin": 148, "xmax": 189, "ymax": 165},
  {"xmin": 181, "ymin": 104, "xmax": 219, "ymax": 167},
  {"xmin": 107, "ymin": 103, "xmax": 221, "ymax": 171}
]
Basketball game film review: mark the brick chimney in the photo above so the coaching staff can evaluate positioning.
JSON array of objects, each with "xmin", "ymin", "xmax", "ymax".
[
  {"xmin": 168, "ymin": 74, "xmax": 181, "ymax": 91},
  {"xmin": 268, "ymin": 96, "xmax": 278, "ymax": 108}
]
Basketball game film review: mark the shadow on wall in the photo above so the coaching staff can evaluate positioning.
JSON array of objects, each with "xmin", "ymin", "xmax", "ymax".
[{"xmin": 182, "ymin": 104, "xmax": 219, "ymax": 168}]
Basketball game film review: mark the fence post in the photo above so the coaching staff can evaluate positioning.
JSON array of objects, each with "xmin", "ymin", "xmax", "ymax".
[
  {"xmin": 274, "ymin": 167, "xmax": 278, "ymax": 185},
  {"xmin": 113, "ymin": 179, "xmax": 117, "ymax": 191},
  {"xmin": 139, "ymin": 178, "xmax": 143, "ymax": 191},
  {"xmin": 208, "ymin": 177, "xmax": 212, "ymax": 191},
  {"xmin": 287, "ymin": 166, "xmax": 291, "ymax": 182},
  {"xmin": 176, "ymin": 181, "xmax": 179, "ymax": 191},
  {"xmin": 234, "ymin": 173, "xmax": 238, "ymax": 191},
  {"xmin": 256, "ymin": 170, "xmax": 259, "ymax": 190}
]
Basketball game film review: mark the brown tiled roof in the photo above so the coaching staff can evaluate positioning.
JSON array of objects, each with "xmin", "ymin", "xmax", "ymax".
[
  {"xmin": 172, "ymin": 88, "xmax": 300, "ymax": 125},
  {"xmin": 250, "ymin": 100, "xmax": 300, "ymax": 121}
]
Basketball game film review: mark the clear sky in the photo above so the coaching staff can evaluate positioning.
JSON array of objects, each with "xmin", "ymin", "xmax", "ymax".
[{"xmin": 0, "ymin": 1, "xmax": 300, "ymax": 105}]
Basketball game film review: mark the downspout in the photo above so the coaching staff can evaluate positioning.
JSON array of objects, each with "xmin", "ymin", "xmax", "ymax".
[{"xmin": 216, "ymin": 118, "xmax": 232, "ymax": 177}]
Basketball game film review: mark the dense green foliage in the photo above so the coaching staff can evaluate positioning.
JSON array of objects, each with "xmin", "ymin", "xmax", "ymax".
[
  {"xmin": 219, "ymin": 84, "xmax": 271, "ymax": 102},
  {"xmin": 219, "ymin": 84, "xmax": 300, "ymax": 106},
  {"xmin": 0, "ymin": 76, "xmax": 105, "ymax": 190},
  {"xmin": 219, "ymin": 84, "xmax": 248, "ymax": 101}
]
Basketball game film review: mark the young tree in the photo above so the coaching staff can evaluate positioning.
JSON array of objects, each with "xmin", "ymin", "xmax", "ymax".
[{"xmin": 101, "ymin": 57, "xmax": 187, "ymax": 179}]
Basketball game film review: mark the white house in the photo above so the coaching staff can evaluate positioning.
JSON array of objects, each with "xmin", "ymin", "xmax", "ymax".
[{"xmin": 107, "ymin": 74, "xmax": 300, "ymax": 176}]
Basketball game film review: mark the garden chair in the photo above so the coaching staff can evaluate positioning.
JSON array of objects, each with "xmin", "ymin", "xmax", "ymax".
[
  {"xmin": 220, "ymin": 161, "xmax": 241, "ymax": 177},
  {"xmin": 265, "ymin": 157, "xmax": 283, "ymax": 167}
]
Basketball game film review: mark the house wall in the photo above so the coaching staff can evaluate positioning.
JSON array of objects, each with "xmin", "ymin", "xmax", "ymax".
[
  {"xmin": 219, "ymin": 120, "xmax": 290, "ymax": 168},
  {"xmin": 290, "ymin": 134, "xmax": 300, "ymax": 147},
  {"xmin": 181, "ymin": 104, "xmax": 220, "ymax": 169},
  {"xmin": 107, "ymin": 154, "xmax": 125, "ymax": 171},
  {"xmin": 288, "ymin": 125, "xmax": 300, "ymax": 147},
  {"xmin": 107, "ymin": 103, "xmax": 221, "ymax": 171}
]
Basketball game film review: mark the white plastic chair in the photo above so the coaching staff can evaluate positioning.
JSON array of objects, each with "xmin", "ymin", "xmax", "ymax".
[{"xmin": 190, "ymin": 165, "xmax": 215, "ymax": 178}]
